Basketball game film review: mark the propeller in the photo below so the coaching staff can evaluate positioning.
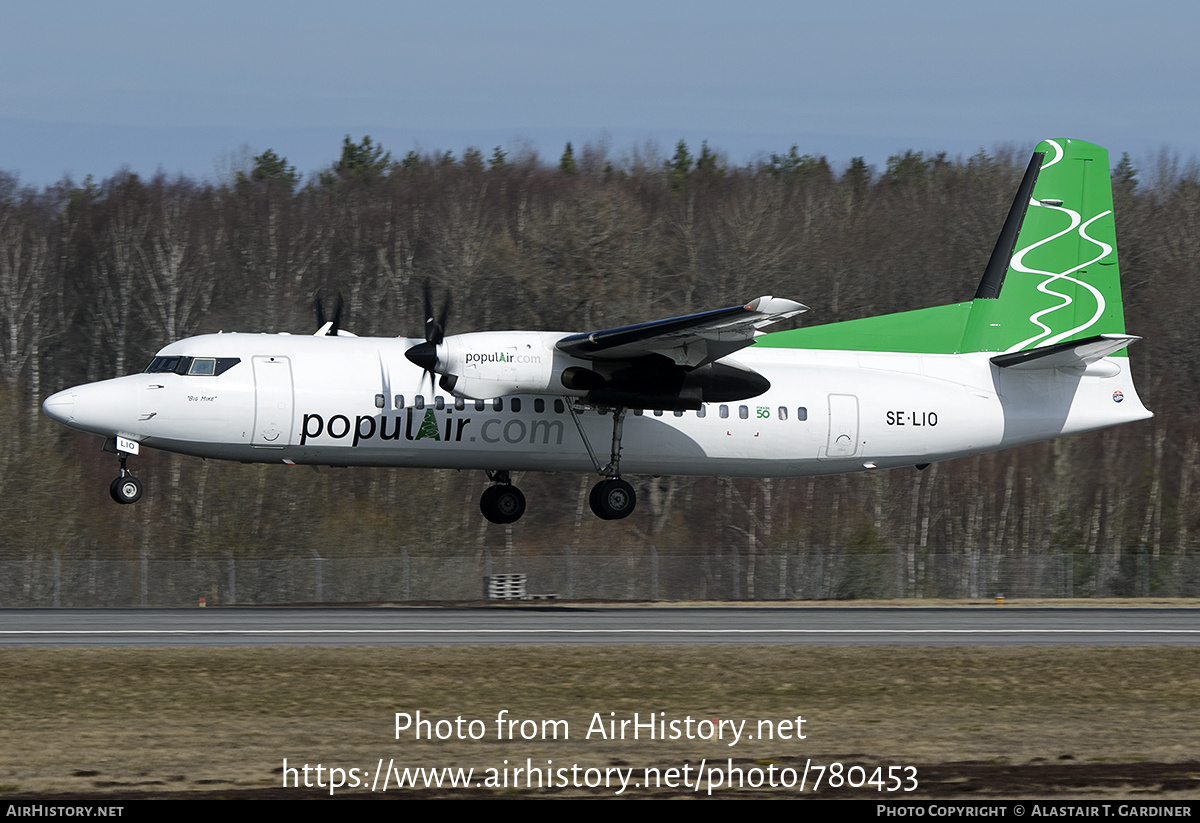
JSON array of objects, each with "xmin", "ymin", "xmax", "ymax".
[
  {"xmin": 423, "ymin": 277, "xmax": 451, "ymax": 347},
  {"xmin": 406, "ymin": 278, "xmax": 452, "ymax": 391},
  {"xmin": 313, "ymin": 289, "xmax": 345, "ymax": 336}
]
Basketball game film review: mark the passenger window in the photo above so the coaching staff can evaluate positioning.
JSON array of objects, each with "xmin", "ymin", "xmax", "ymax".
[
  {"xmin": 673, "ymin": 410, "xmax": 683, "ymax": 417},
  {"xmin": 455, "ymin": 398, "xmax": 465, "ymax": 410},
  {"xmin": 374, "ymin": 394, "xmax": 385, "ymax": 409},
  {"xmin": 739, "ymin": 405, "xmax": 749, "ymax": 419},
  {"xmin": 435, "ymin": 396, "xmax": 445, "ymax": 410},
  {"xmin": 719, "ymin": 405, "xmax": 729, "ymax": 419},
  {"xmin": 395, "ymin": 395, "xmax": 405, "ymax": 410},
  {"xmin": 475, "ymin": 399, "xmax": 485, "ymax": 411},
  {"xmin": 493, "ymin": 398, "xmax": 503, "ymax": 411},
  {"xmin": 653, "ymin": 409, "xmax": 663, "ymax": 417},
  {"xmin": 797, "ymin": 407, "xmax": 808, "ymax": 421},
  {"xmin": 778, "ymin": 406, "xmax": 788, "ymax": 421},
  {"xmin": 633, "ymin": 409, "xmax": 643, "ymax": 416},
  {"xmin": 415, "ymin": 395, "xmax": 425, "ymax": 410},
  {"xmin": 554, "ymin": 399, "xmax": 564, "ymax": 414},
  {"xmin": 697, "ymin": 406, "xmax": 706, "ymax": 419},
  {"xmin": 534, "ymin": 398, "xmax": 545, "ymax": 413},
  {"xmin": 511, "ymin": 398, "xmax": 522, "ymax": 412}
]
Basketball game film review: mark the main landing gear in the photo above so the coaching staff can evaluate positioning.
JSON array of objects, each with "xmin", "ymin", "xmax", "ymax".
[
  {"xmin": 567, "ymin": 403, "xmax": 637, "ymax": 521},
  {"xmin": 479, "ymin": 402, "xmax": 639, "ymax": 524},
  {"xmin": 109, "ymin": 453, "xmax": 143, "ymax": 505},
  {"xmin": 589, "ymin": 477, "xmax": 635, "ymax": 520},
  {"xmin": 480, "ymin": 470, "xmax": 526, "ymax": 524}
]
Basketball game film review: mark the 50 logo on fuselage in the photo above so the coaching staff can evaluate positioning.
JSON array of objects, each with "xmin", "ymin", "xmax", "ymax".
[{"xmin": 299, "ymin": 408, "xmax": 563, "ymax": 448}]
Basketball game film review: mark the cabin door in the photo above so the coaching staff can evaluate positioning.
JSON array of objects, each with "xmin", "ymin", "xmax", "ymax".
[{"xmin": 252, "ymin": 355, "xmax": 294, "ymax": 447}]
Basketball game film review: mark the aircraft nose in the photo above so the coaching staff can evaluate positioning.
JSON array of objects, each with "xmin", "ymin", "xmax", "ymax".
[
  {"xmin": 42, "ymin": 390, "xmax": 75, "ymax": 425},
  {"xmin": 42, "ymin": 377, "xmax": 143, "ymax": 437}
]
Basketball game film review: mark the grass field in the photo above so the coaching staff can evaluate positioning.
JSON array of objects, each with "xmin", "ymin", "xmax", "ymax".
[{"xmin": 2, "ymin": 645, "xmax": 1199, "ymax": 798}]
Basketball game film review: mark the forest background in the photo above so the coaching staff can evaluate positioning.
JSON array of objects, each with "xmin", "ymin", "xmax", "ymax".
[{"xmin": 1, "ymin": 136, "xmax": 1195, "ymax": 581}]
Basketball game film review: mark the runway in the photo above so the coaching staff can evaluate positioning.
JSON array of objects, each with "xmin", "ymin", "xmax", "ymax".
[{"xmin": 1, "ymin": 606, "xmax": 1197, "ymax": 646}]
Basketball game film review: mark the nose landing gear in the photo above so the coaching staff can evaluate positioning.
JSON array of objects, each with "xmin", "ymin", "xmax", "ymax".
[{"xmin": 109, "ymin": 453, "xmax": 143, "ymax": 504}]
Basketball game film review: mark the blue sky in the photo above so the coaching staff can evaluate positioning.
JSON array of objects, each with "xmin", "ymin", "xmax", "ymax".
[{"xmin": 2, "ymin": 0, "xmax": 1197, "ymax": 187}]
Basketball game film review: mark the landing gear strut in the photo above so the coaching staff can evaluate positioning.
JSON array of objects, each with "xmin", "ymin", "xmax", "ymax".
[
  {"xmin": 109, "ymin": 454, "xmax": 143, "ymax": 505},
  {"xmin": 566, "ymin": 403, "xmax": 637, "ymax": 520},
  {"xmin": 480, "ymin": 470, "xmax": 526, "ymax": 524}
]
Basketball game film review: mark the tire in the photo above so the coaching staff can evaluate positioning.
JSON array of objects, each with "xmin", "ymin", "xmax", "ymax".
[
  {"xmin": 480, "ymin": 484, "xmax": 526, "ymax": 524},
  {"xmin": 589, "ymin": 478, "xmax": 636, "ymax": 520},
  {"xmin": 110, "ymin": 476, "xmax": 143, "ymax": 505},
  {"xmin": 588, "ymin": 481, "xmax": 605, "ymax": 518}
]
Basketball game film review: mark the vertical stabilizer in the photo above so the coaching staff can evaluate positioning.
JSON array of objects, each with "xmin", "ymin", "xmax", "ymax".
[{"xmin": 961, "ymin": 139, "xmax": 1127, "ymax": 354}]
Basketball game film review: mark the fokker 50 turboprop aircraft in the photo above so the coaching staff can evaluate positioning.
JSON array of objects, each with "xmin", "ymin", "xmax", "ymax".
[{"xmin": 43, "ymin": 139, "xmax": 1151, "ymax": 523}]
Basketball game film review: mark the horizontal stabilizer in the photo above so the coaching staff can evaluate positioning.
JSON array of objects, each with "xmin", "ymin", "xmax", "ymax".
[{"xmin": 989, "ymin": 334, "xmax": 1140, "ymax": 371}]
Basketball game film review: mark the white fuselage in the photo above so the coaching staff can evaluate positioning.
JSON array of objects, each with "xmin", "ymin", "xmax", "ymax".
[{"xmin": 43, "ymin": 332, "xmax": 1153, "ymax": 479}]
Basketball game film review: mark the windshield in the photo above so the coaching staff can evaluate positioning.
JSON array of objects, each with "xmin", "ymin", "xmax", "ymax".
[{"xmin": 144, "ymin": 356, "xmax": 240, "ymax": 376}]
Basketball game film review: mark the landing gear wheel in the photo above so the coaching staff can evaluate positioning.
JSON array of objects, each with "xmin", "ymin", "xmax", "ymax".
[
  {"xmin": 480, "ymin": 484, "xmax": 526, "ymax": 524},
  {"xmin": 109, "ymin": 475, "xmax": 143, "ymax": 505},
  {"xmin": 589, "ymin": 478, "xmax": 636, "ymax": 520}
]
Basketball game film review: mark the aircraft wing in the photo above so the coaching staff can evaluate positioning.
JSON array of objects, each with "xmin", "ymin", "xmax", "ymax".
[{"xmin": 555, "ymin": 296, "xmax": 807, "ymax": 368}]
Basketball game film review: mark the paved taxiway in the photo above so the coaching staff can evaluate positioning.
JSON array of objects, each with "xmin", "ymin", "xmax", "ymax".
[{"xmin": 1, "ymin": 607, "xmax": 1197, "ymax": 646}]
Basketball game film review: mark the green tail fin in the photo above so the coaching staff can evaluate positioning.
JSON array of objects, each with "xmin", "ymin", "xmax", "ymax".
[
  {"xmin": 755, "ymin": 138, "xmax": 1129, "ymax": 358},
  {"xmin": 961, "ymin": 138, "xmax": 1127, "ymax": 354}
]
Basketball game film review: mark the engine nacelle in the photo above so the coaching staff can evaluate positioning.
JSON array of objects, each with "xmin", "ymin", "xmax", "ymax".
[
  {"xmin": 407, "ymin": 330, "xmax": 774, "ymax": 408},
  {"xmin": 420, "ymin": 331, "xmax": 583, "ymax": 400}
]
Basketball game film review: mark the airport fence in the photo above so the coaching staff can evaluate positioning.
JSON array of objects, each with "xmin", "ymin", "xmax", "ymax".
[{"xmin": 1, "ymin": 546, "xmax": 1197, "ymax": 606}]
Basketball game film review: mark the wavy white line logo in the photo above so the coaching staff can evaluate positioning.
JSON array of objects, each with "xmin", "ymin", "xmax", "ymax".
[
  {"xmin": 1042, "ymin": 138, "xmax": 1064, "ymax": 170},
  {"xmin": 1004, "ymin": 140, "xmax": 1112, "ymax": 353}
]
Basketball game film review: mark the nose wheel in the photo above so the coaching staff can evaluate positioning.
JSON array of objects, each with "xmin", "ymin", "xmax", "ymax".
[
  {"xmin": 110, "ymin": 475, "xmax": 143, "ymax": 504},
  {"xmin": 109, "ymin": 454, "xmax": 143, "ymax": 505}
]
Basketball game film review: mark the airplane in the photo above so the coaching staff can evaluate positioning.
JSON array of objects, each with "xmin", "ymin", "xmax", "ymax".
[{"xmin": 43, "ymin": 138, "xmax": 1152, "ymax": 524}]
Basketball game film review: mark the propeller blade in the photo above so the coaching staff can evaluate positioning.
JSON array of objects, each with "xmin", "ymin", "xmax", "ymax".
[
  {"xmin": 423, "ymin": 278, "xmax": 436, "ymax": 343},
  {"xmin": 314, "ymin": 291, "xmax": 327, "ymax": 329},
  {"xmin": 414, "ymin": 278, "xmax": 452, "ymax": 392},
  {"xmin": 313, "ymin": 289, "xmax": 346, "ymax": 336},
  {"xmin": 329, "ymin": 290, "xmax": 344, "ymax": 337},
  {"xmin": 421, "ymin": 278, "xmax": 452, "ymax": 344},
  {"xmin": 434, "ymin": 293, "xmax": 451, "ymax": 345}
]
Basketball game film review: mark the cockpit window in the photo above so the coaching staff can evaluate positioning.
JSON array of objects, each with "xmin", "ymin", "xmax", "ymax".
[
  {"xmin": 144, "ymin": 356, "xmax": 240, "ymax": 376},
  {"xmin": 145, "ymin": 356, "xmax": 182, "ymax": 374}
]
